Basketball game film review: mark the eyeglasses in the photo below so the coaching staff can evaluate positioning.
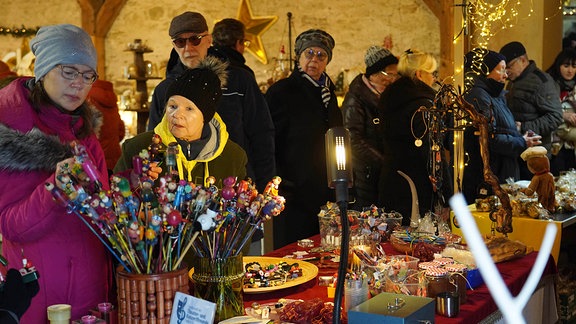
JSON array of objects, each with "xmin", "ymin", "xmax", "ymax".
[
  {"xmin": 303, "ymin": 48, "xmax": 328, "ymax": 61},
  {"xmin": 506, "ymin": 58, "xmax": 520, "ymax": 69},
  {"xmin": 58, "ymin": 65, "xmax": 98, "ymax": 85},
  {"xmin": 172, "ymin": 34, "xmax": 209, "ymax": 48},
  {"xmin": 380, "ymin": 71, "xmax": 399, "ymax": 78}
]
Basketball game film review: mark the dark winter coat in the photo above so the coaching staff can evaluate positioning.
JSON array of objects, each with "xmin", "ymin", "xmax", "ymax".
[
  {"xmin": 462, "ymin": 76, "xmax": 527, "ymax": 203},
  {"xmin": 506, "ymin": 61, "xmax": 563, "ymax": 150},
  {"xmin": 0, "ymin": 78, "xmax": 113, "ymax": 323},
  {"xmin": 209, "ymin": 45, "xmax": 255, "ymax": 77},
  {"xmin": 341, "ymin": 74, "xmax": 384, "ymax": 209},
  {"xmin": 377, "ymin": 76, "xmax": 452, "ymax": 226},
  {"xmin": 265, "ymin": 68, "xmax": 343, "ymax": 249},
  {"xmin": 148, "ymin": 48, "xmax": 275, "ymax": 191}
]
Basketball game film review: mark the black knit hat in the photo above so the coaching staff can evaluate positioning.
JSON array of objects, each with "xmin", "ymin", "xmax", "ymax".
[
  {"xmin": 364, "ymin": 45, "xmax": 398, "ymax": 76},
  {"xmin": 294, "ymin": 29, "xmax": 335, "ymax": 63},
  {"xmin": 166, "ymin": 57, "xmax": 228, "ymax": 123},
  {"xmin": 465, "ymin": 48, "xmax": 505, "ymax": 75},
  {"xmin": 499, "ymin": 41, "xmax": 526, "ymax": 62},
  {"xmin": 169, "ymin": 11, "xmax": 208, "ymax": 38}
]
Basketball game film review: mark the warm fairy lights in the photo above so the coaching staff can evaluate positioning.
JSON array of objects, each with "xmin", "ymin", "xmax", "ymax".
[{"xmin": 468, "ymin": 0, "xmax": 523, "ymax": 48}]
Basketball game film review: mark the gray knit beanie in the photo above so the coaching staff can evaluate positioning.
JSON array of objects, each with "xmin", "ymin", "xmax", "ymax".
[
  {"xmin": 364, "ymin": 45, "xmax": 399, "ymax": 76},
  {"xmin": 294, "ymin": 29, "xmax": 335, "ymax": 63},
  {"xmin": 30, "ymin": 24, "xmax": 97, "ymax": 81}
]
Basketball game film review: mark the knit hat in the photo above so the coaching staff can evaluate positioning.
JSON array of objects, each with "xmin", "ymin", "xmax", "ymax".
[
  {"xmin": 499, "ymin": 41, "xmax": 526, "ymax": 62},
  {"xmin": 169, "ymin": 11, "xmax": 208, "ymax": 38},
  {"xmin": 464, "ymin": 48, "xmax": 505, "ymax": 75},
  {"xmin": 364, "ymin": 46, "xmax": 399, "ymax": 76},
  {"xmin": 294, "ymin": 29, "xmax": 335, "ymax": 63},
  {"xmin": 30, "ymin": 24, "xmax": 97, "ymax": 81},
  {"xmin": 165, "ymin": 56, "xmax": 228, "ymax": 123}
]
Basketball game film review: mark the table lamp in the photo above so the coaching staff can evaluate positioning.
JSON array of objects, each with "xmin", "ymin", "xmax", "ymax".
[{"xmin": 325, "ymin": 127, "xmax": 353, "ymax": 323}]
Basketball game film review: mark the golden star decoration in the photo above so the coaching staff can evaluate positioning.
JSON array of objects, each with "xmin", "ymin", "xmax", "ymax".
[{"xmin": 237, "ymin": 0, "xmax": 277, "ymax": 64}]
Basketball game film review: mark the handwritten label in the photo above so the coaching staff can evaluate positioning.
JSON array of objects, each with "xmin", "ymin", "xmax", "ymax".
[{"xmin": 169, "ymin": 291, "xmax": 216, "ymax": 324}]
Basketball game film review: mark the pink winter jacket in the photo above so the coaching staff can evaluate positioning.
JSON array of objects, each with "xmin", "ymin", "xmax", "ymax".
[{"xmin": 0, "ymin": 78, "xmax": 114, "ymax": 322}]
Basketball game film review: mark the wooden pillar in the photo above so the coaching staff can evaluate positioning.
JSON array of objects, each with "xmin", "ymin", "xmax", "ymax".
[
  {"xmin": 77, "ymin": 0, "xmax": 128, "ymax": 79},
  {"xmin": 423, "ymin": 0, "xmax": 455, "ymax": 80}
]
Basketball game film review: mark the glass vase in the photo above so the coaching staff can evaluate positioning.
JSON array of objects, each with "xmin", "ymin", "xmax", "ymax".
[{"xmin": 191, "ymin": 254, "xmax": 244, "ymax": 322}]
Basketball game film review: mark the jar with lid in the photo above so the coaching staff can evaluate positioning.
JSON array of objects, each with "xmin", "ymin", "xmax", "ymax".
[
  {"xmin": 418, "ymin": 261, "xmax": 439, "ymax": 271},
  {"xmin": 425, "ymin": 267, "xmax": 449, "ymax": 298},
  {"xmin": 445, "ymin": 263, "xmax": 468, "ymax": 303}
]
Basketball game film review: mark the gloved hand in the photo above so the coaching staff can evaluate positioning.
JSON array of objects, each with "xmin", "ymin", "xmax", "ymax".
[{"xmin": 0, "ymin": 268, "xmax": 40, "ymax": 320}]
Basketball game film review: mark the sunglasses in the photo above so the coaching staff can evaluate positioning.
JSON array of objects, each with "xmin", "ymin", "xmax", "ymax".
[
  {"xmin": 172, "ymin": 34, "xmax": 209, "ymax": 48},
  {"xmin": 303, "ymin": 48, "xmax": 328, "ymax": 61}
]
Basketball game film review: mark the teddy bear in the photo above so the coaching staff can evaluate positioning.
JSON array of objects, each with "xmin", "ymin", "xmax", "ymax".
[{"xmin": 520, "ymin": 146, "xmax": 556, "ymax": 213}]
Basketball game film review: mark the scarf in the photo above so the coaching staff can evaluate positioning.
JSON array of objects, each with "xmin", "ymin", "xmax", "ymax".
[{"xmin": 297, "ymin": 63, "xmax": 332, "ymax": 108}]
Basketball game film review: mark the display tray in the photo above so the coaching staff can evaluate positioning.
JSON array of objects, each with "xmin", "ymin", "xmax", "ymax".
[
  {"xmin": 243, "ymin": 299, "xmax": 300, "ymax": 322},
  {"xmin": 243, "ymin": 256, "xmax": 319, "ymax": 294}
]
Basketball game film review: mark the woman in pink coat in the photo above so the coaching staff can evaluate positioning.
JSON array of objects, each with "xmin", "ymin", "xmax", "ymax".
[{"xmin": 0, "ymin": 24, "xmax": 113, "ymax": 322}]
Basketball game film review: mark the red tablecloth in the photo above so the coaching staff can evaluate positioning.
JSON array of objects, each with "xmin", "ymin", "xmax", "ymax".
[{"xmin": 243, "ymin": 235, "xmax": 558, "ymax": 323}]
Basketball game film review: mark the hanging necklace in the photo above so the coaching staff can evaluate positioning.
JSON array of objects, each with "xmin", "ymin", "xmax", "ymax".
[{"xmin": 410, "ymin": 106, "xmax": 428, "ymax": 147}]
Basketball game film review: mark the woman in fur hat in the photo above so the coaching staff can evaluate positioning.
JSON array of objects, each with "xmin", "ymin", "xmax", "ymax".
[
  {"xmin": 114, "ymin": 57, "xmax": 247, "ymax": 184},
  {"xmin": 0, "ymin": 24, "xmax": 113, "ymax": 322},
  {"xmin": 265, "ymin": 29, "xmax": 343, "ymax": 249}
]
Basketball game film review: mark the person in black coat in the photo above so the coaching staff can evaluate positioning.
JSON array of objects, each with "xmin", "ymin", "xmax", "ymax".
[
  {"xmin": 378, "ymin": 49, "xmax": 452, "ymax": 226},
  {"xmin": 265, "ymin": 29, "xmax": 343, "ymax": 249},
  {"xmin": 209, "ymin": 18, "xmax": 275, "ymax": 251},
  {"xmin": 342, "ymin": 45, "xmax": 399, "ymax": 210},
  {"xmin": 461, "ymin": 48, "xmax": 541, "ymax": 204}
]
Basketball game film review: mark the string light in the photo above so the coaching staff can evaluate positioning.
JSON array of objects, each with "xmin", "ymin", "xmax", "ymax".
[
  {"xmin": 464, "ymin": 1, "xmax": 564, "ymax": 47},
  {"xmin": 0, "ymin": 25, "xmax": 39, "ymax": 37}
]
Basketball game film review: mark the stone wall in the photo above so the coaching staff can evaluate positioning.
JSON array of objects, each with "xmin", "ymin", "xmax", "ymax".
[{"xmin": 0, "ymin": 0, "xmax": 439, "ymax": 87}]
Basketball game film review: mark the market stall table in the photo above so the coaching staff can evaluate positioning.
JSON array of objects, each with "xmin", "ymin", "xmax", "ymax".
[
  {"xmin": 451, "ymin": 205, "xmax": 576, "ymax": 264},
  {"xmin": 243, "ymin": 234, "xmax": 558, "ymax": 323}
]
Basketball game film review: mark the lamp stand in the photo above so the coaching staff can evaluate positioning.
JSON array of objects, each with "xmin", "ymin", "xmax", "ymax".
[{"xmin": 332, "ymin": 182, "xmax": 349, "ymax": 324}]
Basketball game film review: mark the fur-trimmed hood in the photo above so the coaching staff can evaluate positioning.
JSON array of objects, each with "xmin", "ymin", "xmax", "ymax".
[
  {"xmin": 0, "ymin": 124, "xmax": 72, "ymax": 173},
  {"xmin": 0, "ymin": 78, "xmax": 103, "ymax": 173},
  {"xmin": 0, "ymin": 105, "xmax": 102, "ymax": 173}
]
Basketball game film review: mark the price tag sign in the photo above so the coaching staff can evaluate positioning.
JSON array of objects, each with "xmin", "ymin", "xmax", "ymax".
[{"xmin": 169, "ymin": 291, "xmax": 215, "ymax": 324}]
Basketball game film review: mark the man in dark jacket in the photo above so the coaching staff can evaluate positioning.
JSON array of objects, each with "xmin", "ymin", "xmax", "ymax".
[
  {"xmin": 500, "ymin": 41, "xmax": 563, "ymax": 180},
  {"xmin": 147, "ymin": 13, "xmax": 275, "ymax": 192}
]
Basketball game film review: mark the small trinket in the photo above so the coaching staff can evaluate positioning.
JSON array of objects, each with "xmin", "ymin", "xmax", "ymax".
[{"xmin": 415, "ymin": 139, "xmax": 422, "ymax": 147}]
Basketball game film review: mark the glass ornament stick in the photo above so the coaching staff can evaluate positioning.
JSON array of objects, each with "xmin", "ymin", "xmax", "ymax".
[
  {"xmin": 45, "ymin": 183, "xmax": 132, "ymax": 272},
  {"xmin": 172, "ymin": 221, "xmax": 203, "ymax": 270},
  {"xmin": 450, "ymin": 194, "xmax": 556, "ymax": 324}
]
